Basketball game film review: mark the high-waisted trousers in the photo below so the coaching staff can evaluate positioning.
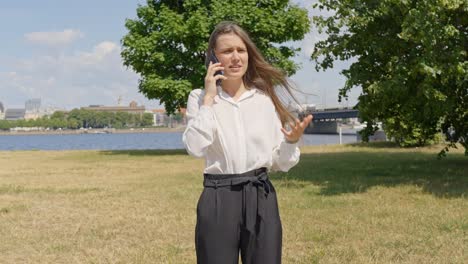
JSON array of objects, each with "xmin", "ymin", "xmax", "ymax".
[{"xmin": 195, "ymin": 167, "xmax": 282, "ymax": 264}]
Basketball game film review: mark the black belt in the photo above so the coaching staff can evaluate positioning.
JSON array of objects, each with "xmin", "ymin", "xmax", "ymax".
[{"xmin": 203, "ymin": 167, "xmax": 270, "ymax": 246}]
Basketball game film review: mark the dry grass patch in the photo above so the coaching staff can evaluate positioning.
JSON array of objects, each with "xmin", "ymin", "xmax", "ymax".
[{"xmin": 0, "ymin": 144, "xmax": 466, "ymax": 263}]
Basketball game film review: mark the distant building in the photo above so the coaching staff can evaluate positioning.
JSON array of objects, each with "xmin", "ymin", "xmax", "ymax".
[
  {"xmin": 180, "ymin": 108, "xmax": 187, "ymax": 125},
  {"xmin": 25, "ymin": 98, "xmax": 41, "ymax": 112},
  {"xmin": 81, "ymin": 101, "xmax": 145, "ymax": 114},
  {"xmin": 0, "ymin": 101, "xmax": 4, "ymax": 120},
  {"xmin": 152, "ymin": 109, "xmax": 167, "ymax": 126},
  {"xmin": 301, "ymin": 104, "xmax": 316, "ymax": 111},
  {"xmin": 24, "ymin": 112, "xmax": 42, "ymax": 120},
  {"xmin": 41, "ymin": 106, "xmax": 64, "ymax": 117},
  {"xmin": 5, "ymin": 109, "xmax": 26, "ymax": 120},
  {"xmin": 151, "ymin": 107, "xmax": 186, "ymax": 127}
]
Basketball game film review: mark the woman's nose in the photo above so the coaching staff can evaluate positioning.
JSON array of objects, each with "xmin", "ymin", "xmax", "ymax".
[{"xmin": 231, "ymin": 50, "xmax": 240, "ymax": 61}]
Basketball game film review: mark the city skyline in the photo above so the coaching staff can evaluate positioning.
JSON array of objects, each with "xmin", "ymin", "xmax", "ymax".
[{"xmin": 0, "ymin": 0, "xmax": 360, "ymax": 110}]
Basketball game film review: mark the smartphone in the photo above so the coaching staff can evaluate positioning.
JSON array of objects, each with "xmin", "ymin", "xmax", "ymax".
[{"xmin": 208, "ymin": 49, "xmax": 224, "ymax": 85}]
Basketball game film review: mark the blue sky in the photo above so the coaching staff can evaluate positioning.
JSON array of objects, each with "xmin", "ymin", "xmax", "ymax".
[{"xmin": 0, "ymin": 0, "xmax": 359, "ymax": 110}]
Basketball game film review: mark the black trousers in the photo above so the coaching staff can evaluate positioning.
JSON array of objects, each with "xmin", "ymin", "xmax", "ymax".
[{"xmin": 195, "ymin": 167, "xmax": 282, "ymax": 264}]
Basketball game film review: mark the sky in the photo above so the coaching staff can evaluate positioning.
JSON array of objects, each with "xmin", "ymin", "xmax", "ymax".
[{"xmin": 0, "ymin": 0, "xmax": 360, "ymax": 111}]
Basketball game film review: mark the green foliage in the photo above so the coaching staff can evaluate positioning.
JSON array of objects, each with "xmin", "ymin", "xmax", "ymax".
[
  {"xmin": 0, "ymin": 109, "xmax": 155, "ymax": 130},
  {"xmin": 0, "ymin": 120, "xmax": 12, "ymax": 130},
  {"xmin": 171, "ymin": 112, "xmax": 183, "ymax": 122},
  {"xmin": 121, "ymin": 0, "xmax": 310, "ymax": 114},
  {"xmin": 142, "ymin": 113, "xmax": 155, "ymax": 127},
  {"xmin": 312, "ymin": 0, "xmax": 467, "ymax": 156},
  {"xmin": 50, "ymin": 111, "xmax": 66, "ymax": 120}
]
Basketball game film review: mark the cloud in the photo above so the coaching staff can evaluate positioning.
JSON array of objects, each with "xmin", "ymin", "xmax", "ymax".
[
  {"xmin": 75, "ymin": 41, "xmax": 119, "ymax": 64},
  {"xmin": 292, "ymin": 0, "xmax": 317, "ymax": 8},
  {"xmin": 24, "ymin": 29, "xmax": 84, "ymax": 46},
  {"xmin": 286, "ymin": 0, "xmax": 331, "ymax": 59},
  {"xmin": 0, "ymin": 41, "xmax": 160, "ymax": 110},
  {"xmin": 300, "ymin": 31, "xmax": 325, "ymax": 58}
]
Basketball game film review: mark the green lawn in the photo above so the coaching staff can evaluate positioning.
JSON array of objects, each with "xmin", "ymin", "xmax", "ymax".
[{"xmin": 0, "ymin": 144, "xmax": 466, "ymax": 263}]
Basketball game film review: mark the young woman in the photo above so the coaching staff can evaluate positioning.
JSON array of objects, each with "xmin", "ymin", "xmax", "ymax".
[{"xmin": 182, "ymin": 21, "xmax": 313, "ymax": 264}]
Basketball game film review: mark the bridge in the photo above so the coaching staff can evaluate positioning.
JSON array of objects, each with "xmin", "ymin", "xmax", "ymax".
[{"xmin": 297, "ymin": 108, "xmax": 360, "ymax": 134}]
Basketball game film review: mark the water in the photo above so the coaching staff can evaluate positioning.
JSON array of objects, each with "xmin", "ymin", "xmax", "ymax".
[{"xmin": 0, "ymin": 132, "xmax": 357, "ymax": 151}]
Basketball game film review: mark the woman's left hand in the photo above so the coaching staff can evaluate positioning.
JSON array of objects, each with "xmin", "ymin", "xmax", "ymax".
[{"xmin": 281, "ymin": 114, "xmax": 313, "ymax": 143}]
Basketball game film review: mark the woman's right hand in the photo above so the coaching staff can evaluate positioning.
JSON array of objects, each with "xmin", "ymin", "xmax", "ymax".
[{"xmin": 204, "ymin": 61, "xmax": 226, "ymax": 99}]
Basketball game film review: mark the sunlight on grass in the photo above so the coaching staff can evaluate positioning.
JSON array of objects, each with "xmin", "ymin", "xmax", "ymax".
[{"xmin": 0, "ymin": 144, "xmax": 466, "ymax": 263}]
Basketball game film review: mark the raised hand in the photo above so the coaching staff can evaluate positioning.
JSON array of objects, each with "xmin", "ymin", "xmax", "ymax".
[
  {"xmin": 281, "ymin": 114, "xmax": 313, "ymax": 143},
  {"xmin": 204, "ymin": 61, "xmax": 227, "ymax": 98}
]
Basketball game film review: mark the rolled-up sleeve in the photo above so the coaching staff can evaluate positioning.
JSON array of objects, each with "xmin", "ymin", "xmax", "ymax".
[
  {"xmin": 271, "ymin": 112, "xmax": 300, "ymax": 172},
  {"xmin": 182, "ymin": 89, "xmax": 217, "ymax": 158}
]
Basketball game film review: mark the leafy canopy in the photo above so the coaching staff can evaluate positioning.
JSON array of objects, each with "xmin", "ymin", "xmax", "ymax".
[
  {"xmin": 312, "ymin": 0, "xmax": 467, "ymax": 155},
  {"xmin": 121, "ymin": 0, "xmax": 310, "ymax": 114}
]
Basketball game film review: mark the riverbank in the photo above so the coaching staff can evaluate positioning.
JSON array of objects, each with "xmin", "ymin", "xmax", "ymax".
[
  {"xmin": 0, "ymin": 124, "xmax": 361, "ymax": 136},
  {"xmin": 0, "ymin": 126, "xmax": 185, "ymax": 135},
  {"xmin": 0, "ymin": 144, "xmax": 466, "ymax": 263}
]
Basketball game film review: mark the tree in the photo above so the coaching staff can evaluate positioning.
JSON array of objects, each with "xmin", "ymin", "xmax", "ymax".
[
  {"xmin": 50, "ymin": 111, "xmax": 66, "ymax": 120},
  {"xmin": 311, "ymin": 0, "xmax": 467, "ymax": 155},
  {"xmin": 0, "ymin": 120, "xmax": 11, "ymax": 131},
  {"xmin": 68, "ymin": 118, "xmax": 80, "ymax": 129},
  {"xmin": 141, "ymin": 113, "xmax": 155, "ymax": 127},
  {"xmin": 121, "ymin": 0, "xmax": 310, "ymax": 114}
]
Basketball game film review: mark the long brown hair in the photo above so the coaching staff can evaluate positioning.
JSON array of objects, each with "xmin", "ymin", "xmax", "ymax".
[{"xmin": 206, "ymin": 21, "xmax": 302, "ymax": 127}]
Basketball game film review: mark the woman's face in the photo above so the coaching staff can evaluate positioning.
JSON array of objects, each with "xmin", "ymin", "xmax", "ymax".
[{"xmin": 214, "ymin": 33, "xmax": 249, "ymax": 80}]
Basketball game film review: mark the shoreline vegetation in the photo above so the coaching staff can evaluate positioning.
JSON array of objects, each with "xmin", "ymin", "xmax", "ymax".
[
  {"xmin": 0, "ymin": 143, "xmax": 466, "ymax": 263},
  {"xmin": 0, "ymin": 123, "xmax": 364, "ymax": 136},
  {"xmin": 0, "ymin": 126, "xmax": 186, "ymax": 135}
]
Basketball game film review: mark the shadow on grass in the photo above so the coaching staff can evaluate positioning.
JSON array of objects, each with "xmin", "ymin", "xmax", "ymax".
[
  {"xmin": 99, "ymin": 147, "xmax": 467, "ymax": 198},
  {"xmin": 347, "ymin": 141, "xmax": 402, "ymax": 148},
  {"xmin": 271, "ymin": 151, "xmax": 467, "ymax": 198},
  {"xmin": 99, "ymin": 149, "xmax": 188, "ymax": 156}
]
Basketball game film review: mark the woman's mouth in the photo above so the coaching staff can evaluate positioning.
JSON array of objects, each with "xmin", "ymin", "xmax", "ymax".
[{"xmin": 229, "ymin": 65, "xmax": 242, "ymax": 72}]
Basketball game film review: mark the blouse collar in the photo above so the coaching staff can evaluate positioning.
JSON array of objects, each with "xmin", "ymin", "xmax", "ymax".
[{"xmin": 216, "ymin": 85, "xmax": 257, "ymax": 105}]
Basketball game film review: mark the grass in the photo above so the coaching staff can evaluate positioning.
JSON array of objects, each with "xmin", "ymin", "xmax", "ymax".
[{"xmin": 0, "ymin": 144, "xmax": 466, "ymax": 263}]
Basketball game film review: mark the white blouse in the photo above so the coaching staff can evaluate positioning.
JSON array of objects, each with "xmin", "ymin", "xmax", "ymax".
[{"xmin": 182, "ymin": 86, "xmax": 301, "ymax": 174}]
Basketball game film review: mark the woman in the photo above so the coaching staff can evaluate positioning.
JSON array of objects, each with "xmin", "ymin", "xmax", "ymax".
[{"xmin": 182, "ymin": 21, "xmax": 313, "ymax": 264}]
